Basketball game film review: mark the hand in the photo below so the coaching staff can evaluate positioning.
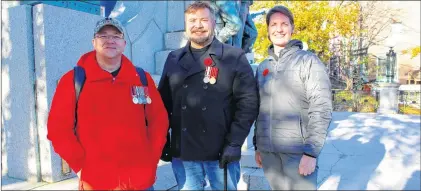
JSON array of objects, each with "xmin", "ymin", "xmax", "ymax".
[
  {"xmin": 219, "ymin": 145, "xmax": 241, "ymax": 169},
  {"xmin": 255, "ymin": 151, "xmax": 262, "ymax": 168},
  {"xmin": 298, "ymin": 154, "xmax": 316, "ymax": 176}
]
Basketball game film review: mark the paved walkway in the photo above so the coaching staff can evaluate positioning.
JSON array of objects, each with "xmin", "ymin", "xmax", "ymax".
[
  {"xmin": 2, "ymin": 112, "xmax": 420, "ymax": 190},
  {"xmin": 317, "ymin": 112, "xmax": 420, "ymax": 190}
]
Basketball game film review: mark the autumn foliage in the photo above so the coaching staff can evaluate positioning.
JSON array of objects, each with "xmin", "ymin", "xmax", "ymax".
[{"xmin": 251, "ymin": 1, "xmax": 360, "ymax": 63}]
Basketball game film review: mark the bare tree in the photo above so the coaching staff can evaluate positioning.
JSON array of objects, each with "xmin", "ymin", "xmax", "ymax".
[
  {"xmin": 360, "ymin": 1, "xmax": 402, "ymax": 48},
  {"xmin": 332, "ymin": 1, "xmax": 402, "ymax": 90}
]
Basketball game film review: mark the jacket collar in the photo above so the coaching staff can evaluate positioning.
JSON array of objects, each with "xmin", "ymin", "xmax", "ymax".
[
  {"xmin": 178, "ymin": 37, "xmax": 223, "ymax": 70},
  {"xmin": 268, "ymin": 39, "xmax": 303, "ymax": 62},
  {"xmin": 77, "ymin": 51, "xmax": 139, "ymax": 83}
]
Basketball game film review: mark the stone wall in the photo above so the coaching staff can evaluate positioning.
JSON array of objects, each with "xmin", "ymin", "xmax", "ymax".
[
  {"xmin": 1, "ymin": 4, "xmax": 39, "ymax": 182},
  {"xmin": 2, "ymin": 3, "xmax": 102, "ymax": 182}
]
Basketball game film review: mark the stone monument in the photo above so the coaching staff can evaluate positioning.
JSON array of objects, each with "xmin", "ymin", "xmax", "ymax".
[
  {"xmin": 210, "ymin": 0, "xmax": 257, "ymax": 53},
  {"xmin": 375, "ymin": 47, "xmax": 400, "ymax": 114}
]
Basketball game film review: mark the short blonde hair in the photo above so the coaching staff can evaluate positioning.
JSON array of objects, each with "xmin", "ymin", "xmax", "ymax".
[{"xmin": 184, "ymin": 1, "xmax": 215, "ymax": 20}]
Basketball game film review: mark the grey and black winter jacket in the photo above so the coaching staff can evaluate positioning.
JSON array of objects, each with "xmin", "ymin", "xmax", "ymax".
[{"xmin": 253, "ymin": 40, "xmax": 332, "ymax": 158}]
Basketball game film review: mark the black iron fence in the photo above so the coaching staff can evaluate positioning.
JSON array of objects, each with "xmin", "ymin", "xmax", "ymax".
[{"xmin": 331, "ymin": 89, "xmax": 420, "ymax": 115}]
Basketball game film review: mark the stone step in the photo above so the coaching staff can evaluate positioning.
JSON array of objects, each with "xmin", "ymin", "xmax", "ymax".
[
  {"xmin": 154, "ymin": 161, "xmax": 177, "ymax": 190},
  {"xmin": 241, "ymin": 149, "xmax": 259, "ymax": 169},
  {"xmin": 155, "ymin": 50, "xmax": 172, "ymax": 75},
  {"xmin": 241, "ymin": 167, "xmax": 271, "ymax": 190},
  {"xmin": 165, "ymin": 31, "xmax": 187, "ymax": 50}
]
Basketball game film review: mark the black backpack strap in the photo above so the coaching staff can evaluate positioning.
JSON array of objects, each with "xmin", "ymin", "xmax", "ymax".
[
  {"xmin": 135, "ymin": 67, "xmax": 148, "ymax": 87},
  {"xmin": 74, "ymin": 66, "xmax": 86, "ymax": 101},
  {"xmin": 73, "ymin": 66, "xmax": 86, "ymax": 136},
  {"xmin": 135, "ymin": 67, "xmax": 149, "ymax": 126}
]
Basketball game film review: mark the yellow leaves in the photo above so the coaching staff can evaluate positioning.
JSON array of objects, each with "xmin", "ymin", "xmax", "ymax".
[
  {"xmin": 401, "ymin": 46, "xmax": 421, "ymax": 59},
  {"xmin": 251, "ymin": 1, "xmax": 360, "ymax": 63}
]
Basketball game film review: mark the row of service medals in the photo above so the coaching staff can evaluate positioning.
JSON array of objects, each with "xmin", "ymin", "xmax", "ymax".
[
  {"xmin": 131, "ymin": 86, "xmax": 152, "ymax": 104},
  {"xmin": 203, "ymin": 57, "xmax": 219, "ymax": 84}
]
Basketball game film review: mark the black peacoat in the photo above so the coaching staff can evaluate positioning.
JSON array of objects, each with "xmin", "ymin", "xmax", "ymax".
[{"xmin": 158, "ymin": 38, "xmax": 259, "ymax": 161}]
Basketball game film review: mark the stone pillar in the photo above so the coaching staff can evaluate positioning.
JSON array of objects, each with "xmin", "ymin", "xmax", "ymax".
[
  {"xmin": 376, "ymin": 82, "xmax": 400, "ymax": 114},
  {"xmin": 32, "ymin": 4, "xmax": 101, "ymax": 182},
  {"xmin": 2, "ymin": 4, "xmax": 40, "ymax": 182}
]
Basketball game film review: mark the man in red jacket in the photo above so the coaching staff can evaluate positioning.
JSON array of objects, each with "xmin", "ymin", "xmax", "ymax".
[{"xmin": 47, "ymin": 17, "xmax": 169, "ymax": 190}]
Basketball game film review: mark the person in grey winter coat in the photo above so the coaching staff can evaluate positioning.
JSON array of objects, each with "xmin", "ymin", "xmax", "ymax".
[{"xmin": 253, "ymin": 5, "xmax": 332, "ymax": 190}]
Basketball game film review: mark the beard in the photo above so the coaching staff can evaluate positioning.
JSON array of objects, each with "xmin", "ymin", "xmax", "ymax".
[{"xmin": 188, "ymin": 28, "xmax": 214, "ymax": 45}]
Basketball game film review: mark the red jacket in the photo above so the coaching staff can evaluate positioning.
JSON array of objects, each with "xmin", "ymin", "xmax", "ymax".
[{"xmin": 47, "ymin": 51, "xmax": 169, "ymax": 190}]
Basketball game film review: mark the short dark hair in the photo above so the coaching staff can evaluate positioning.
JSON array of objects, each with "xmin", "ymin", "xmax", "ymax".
[
  {"xmin": 185, "ymin": 1, "xmax": 215, "ymax": 20},
  {"xmin": 266, "ymin": 5, "xmax": 294, "ymax": 29}
]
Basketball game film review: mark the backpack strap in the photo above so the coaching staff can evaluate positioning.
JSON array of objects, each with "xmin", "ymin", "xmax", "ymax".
[
  {"xmin": 73, "ymin": 66, "xmax": 86, "ymax": 136},
  {"xmin": 74, "ymin": 66, "xmax": 86, "ymax": 101},
  {"xmin": 135, "ymin": 66, "xmax": 149, "ymax": 127},
  {"xmin": 135, "ymin": 67, "xmax": 148, "ymax": 87}
]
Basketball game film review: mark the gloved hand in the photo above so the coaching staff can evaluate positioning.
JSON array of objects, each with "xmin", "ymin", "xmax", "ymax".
[
  {"xmin": 160, "ymin": 133, "xmax": 172, "ymax": 162},
  {"xmin": 219, "ymin": 144, "xmax": 241, "ymax": 169}
]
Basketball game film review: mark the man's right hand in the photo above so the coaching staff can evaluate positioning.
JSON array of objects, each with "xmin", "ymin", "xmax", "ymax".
[
  {"xmin": 219, "ymin": 145, "xmax": 241, "ymax": 169},
  {"xmin": 255, "ymin": 151, "xmax": 262, "ymax": 168}
]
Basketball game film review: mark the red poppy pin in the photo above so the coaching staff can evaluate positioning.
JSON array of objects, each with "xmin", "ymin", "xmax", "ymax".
[
  {"xmin": 204, "ymin": 57, "xmax": 213, "ymax": 66},
  {"xmin": 263, "ymin": 69, "xmax": 269, "ymax": 76}
]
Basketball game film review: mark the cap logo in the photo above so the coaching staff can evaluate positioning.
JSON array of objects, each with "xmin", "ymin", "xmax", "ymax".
[{"xmin": 94, "ymin": 18, "xmax": 124, "ymax": 36}]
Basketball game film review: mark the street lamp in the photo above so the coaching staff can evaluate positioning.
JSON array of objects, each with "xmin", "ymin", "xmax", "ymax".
[
  {"xmin": 386, "ymin": 47, "xmax": 397, "ymax": 83},
  {"xmin": 382, "ymin": 20, "xmax": 402, "ymax": 83},
  {"xmin": 374, "ymin": 20, "xmax": 402, "ymax": 114}
]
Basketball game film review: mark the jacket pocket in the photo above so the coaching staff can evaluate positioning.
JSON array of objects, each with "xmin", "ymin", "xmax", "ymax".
[
  {"xmin": 298, "ymin": 115, "xmax": 305, "ymax": 144},
  {"xmin": 270, "ymin": 113, "xmax": 303, "ymax": 151}
]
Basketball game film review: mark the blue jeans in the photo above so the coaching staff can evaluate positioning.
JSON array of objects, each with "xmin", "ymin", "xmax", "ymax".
[{"xmin": 171, "ymin": 158, "xmax": 240, "ymax": 190}]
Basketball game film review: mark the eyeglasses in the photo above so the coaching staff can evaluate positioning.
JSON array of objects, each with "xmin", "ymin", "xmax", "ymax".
[{"xmin": 95, "ymin": 35, "xmax": 124, "ymax": 41}]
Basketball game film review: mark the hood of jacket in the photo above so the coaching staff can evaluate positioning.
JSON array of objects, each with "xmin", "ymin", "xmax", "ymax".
[
  {"xmin": 268, "ymin": 39, "xmax": 303, "ymax": 61},
  {"xmin": 76, "ymin": 51, "xmax": 140, "ymax": 84}
]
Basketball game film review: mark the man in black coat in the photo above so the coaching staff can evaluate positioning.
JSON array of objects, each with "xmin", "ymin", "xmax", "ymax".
[{"xmin": 158, "ymin": 1, "xmax": 258, "ymax": 190}]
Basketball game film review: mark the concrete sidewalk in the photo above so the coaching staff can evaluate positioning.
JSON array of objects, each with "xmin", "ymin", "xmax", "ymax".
[
  {"xmin": 2, "ymin": 112, "xmax": 420, "ymax": 190},
  {"xmin": 241, "ymin": 112, "xmax": 420, "ymax": 190}
]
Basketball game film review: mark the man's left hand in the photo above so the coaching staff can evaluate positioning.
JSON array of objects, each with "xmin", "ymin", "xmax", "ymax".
[
  {"xmin": 298, "ymin": 154, "xmax": 316, "ymax": 176},
  {"xmin": 219, "ymin": 145, "xmax": 241, "ymax": 169}
]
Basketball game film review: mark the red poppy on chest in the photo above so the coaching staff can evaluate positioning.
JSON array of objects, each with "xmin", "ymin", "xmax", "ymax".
[{"xmin": 263, "ymin": 69, "xmax": 269, "ymax": 76}]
